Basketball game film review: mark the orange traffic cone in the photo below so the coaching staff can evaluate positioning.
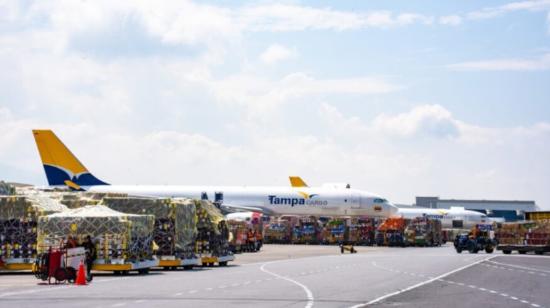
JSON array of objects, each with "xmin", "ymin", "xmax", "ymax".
[{"xmin": 75, "ymin": 261, "xmax": 87, "ymax": 286}]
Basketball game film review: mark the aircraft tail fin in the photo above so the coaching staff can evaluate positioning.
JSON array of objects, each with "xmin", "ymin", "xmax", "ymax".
[
  {"xmin": 289, "ymin": 176, "xmax": 308, "ymax": 188},
  {"xmin": 32, "ymin": 130, "xmax": 108, "ymax": 187}
]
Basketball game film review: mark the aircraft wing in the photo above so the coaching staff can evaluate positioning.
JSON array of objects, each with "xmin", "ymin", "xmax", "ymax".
[{"xmin": 221, "ymin": 204, "xmax": 276, "ymax": 216}]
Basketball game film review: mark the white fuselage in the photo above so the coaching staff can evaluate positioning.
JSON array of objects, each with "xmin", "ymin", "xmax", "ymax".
[
  {"xmin": 396, "ymin": 207, "xmax": 489, "ymax": 229},
  {"xmin": 84, "ymin": 185, "xmax": 399, "ymax": 218}
]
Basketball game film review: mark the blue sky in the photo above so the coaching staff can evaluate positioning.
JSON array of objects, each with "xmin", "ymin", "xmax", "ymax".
[{"xmin": 0, "ymin": 0, "xmax": 549, "ymax": 208}]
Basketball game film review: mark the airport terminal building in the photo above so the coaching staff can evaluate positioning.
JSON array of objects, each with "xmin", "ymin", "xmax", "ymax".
[{"xmin": 415, "ymin": 196, "xmax": 538, "ymax": 221}]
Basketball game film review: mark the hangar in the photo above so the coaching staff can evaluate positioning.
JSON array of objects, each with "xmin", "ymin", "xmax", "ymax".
[{"xmin": 415, "ymin": 196, "xmax": 538, "ymax": 221}]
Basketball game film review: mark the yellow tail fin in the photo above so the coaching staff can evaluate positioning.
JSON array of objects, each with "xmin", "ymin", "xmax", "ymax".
[
  {"xmin": 289, "ymin": 176, "xmax": 309, "ymax": 188},
  {"xmin": 32, "ymin": 130, "xmax": 107, "ymax": 186}
]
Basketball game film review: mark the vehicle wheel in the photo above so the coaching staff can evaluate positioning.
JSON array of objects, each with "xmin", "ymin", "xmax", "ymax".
[
  {"xmin": 519, "ymin": 251, "xmax": 527, "ymax": 255},
  {"xmin": 535, "ymin": 251, "xmax": 543, "ymax": 255},
  {"xmin": 219, "ymin": 261, "xmax": 228, "ymax": 267},
  {"xmin": 138, "ymin": 268, "xmax": 150, "ymax": 275},
  {"xmin": 456, "ymin": 248, "xmax": 462, "ymax": 254},
  {"xmin": 502, "ymin": 250, "xmax": 512, "ymax": 255},
  {"xmin": 485, "ymin": 247, "xmax": 494, "ymax": 254},
  {"xmin": 54, "ymin": 268, "xmax": 67, "ymax": 282},
  {"xmin": 183, "ymin": 265, "xmax": 193, "ymax": 270},
  {"xmin": 66, "ymin": 267, "xmax": 77, "ymax": 283}
]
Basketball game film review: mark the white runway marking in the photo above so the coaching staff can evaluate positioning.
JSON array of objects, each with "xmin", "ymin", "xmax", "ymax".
[
  {"xmin": 260, "ymin": 261, "xmax": 314, "ymax": 308},
  {"xmin": 488, "ymin": 260, "xmax": 550, "ymax": 274},
  {"xmin": 0, "ymin": 277, "xmax": 129, "ymax": 298},
  {"xmin": 350, "ymin": 256, "xmax": 496, "ymax": 307}
]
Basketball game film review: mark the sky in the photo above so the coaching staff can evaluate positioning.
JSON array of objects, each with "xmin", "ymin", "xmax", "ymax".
[{"xmin": 0, "ymin": 0, "xmax": 549, "ymax": 209}]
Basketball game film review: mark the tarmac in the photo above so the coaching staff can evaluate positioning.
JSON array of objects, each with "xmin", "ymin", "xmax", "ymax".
[{"xmin": 1, "ymin": 244, "xmax": 549, "ymax": 308}]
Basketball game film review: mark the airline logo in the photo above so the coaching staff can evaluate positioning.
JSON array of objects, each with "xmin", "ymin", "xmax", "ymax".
[
  {"xmin": 423, "ymin": 210, "xmax": 448, "ymax": 220},
  {"xmin": 268, "ymin": 192, "xmax": 328, "ymax": 207}
]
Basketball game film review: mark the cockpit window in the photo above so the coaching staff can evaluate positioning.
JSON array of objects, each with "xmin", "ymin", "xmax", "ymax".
[{"xmin": 373, "ymin": 198, "xmax": 387, "ymax": 203}]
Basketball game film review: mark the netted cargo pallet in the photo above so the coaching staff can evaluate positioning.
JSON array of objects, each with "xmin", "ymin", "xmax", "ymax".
[
  {"xmin": 1, "ymin": 195, "xmax": 67, "ymax": 268},
  {"xmin": 195, "ymin": 200, "xmax": 232, "ymax": 262},
  {"xmin": 348, "ymin": 218, "xmax": 376, "ymax": 246},
  {"xmin": 101, "ymin": 197, "xmax": 197, "ymax": 261},
  {"xmin": 38, "ymin": 205, "xmax": 155, "ymax": 263}
]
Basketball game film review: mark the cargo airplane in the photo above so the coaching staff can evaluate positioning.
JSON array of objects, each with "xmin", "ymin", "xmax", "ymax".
[
  {"xmin": 32, "ymin": 130, "xmax": 399, "ymax": 218},
  {"xmin": 396, "ymin": 207, "xmax": 489, "ymax": 229}
]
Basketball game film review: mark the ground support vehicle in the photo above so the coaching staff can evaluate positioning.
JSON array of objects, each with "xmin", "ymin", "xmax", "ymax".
[
  {"xmin": 322, "ymin": 220, "xmax": 345, "ymax": 245},
  {"xmin": 94, "ymin": 258, "xmax": 158, "ymax": 275},
  {"xmin": 348, "ymin": 218, "xmax": 376, "ymax": 246},
  {"xmin": 405, "ymin": 217, "xmax": 443, "ymax": 247},
  {"xmin": 33, "ymin": 246, "xmax": 91, "ymax": 284},
  {"xmin": 200, "ymin": 253, "xmax": 235, "ymax": 267},
  {"xmin": 496, "ymin": 220, "xmax": 550, "ymax": 255},
  {"xmin": 376, "ymin": 218, "xmax": 408, "ymax": 247},
  {"xmin": 156, "ymin": 256, "xmax": 200, "ymax": 270},
  {"xmin": 227, "ymin": 221, "xmax": 249, "ymax": 253},
  {"xmin": 497, "ymin": 245, "xmax": 550, "ymax": 255},
  {"xmin": 264, "ymin": 222, "xmax": 291, "ymax": 244},
  {"xmin": 454, "ymin": 224, "xmax": 497, "ymax": 254}
]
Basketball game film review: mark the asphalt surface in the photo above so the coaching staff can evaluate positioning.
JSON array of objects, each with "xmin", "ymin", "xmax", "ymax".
[{"xmin": 1, "ymin": 244, "xmax": 549, "ymax": 308}]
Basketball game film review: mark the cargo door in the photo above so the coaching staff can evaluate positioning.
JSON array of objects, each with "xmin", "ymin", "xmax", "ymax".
[
  {"xmin": 350, "ymin": 193, "xmax": 360, "ymax": 209},
  {"xmin": 452, "ymin": 220, "xmax": 463, "ymax": 228}
]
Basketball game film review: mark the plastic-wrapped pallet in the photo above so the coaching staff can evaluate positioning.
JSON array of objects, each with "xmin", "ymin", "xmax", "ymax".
[
  {"xmin": 100, "ymin": 197, "xmax": 197, "ymax": 260},
  {"xmin": 37, "ymin": 205, "xmax": 155, "ymax": 262},
  {"xmin": 0, "ymin": 195, "xmax": 67, "ymax": 265},
  {"xmin": 194, "ymin": 200, "xmax": 230, "ymax": 257},
  {"xmin": 0, "ymin": 181, "xmax": 16, "ymax": 196}
]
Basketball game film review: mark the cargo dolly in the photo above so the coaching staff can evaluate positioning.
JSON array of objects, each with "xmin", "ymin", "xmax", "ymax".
[
  {"xmin": 497, "ymin": 245, "xmax": 550, "ymax": 255},
  {"xmin": 32, "ymin": 246, "xmax": 91, "ymax": 284}
]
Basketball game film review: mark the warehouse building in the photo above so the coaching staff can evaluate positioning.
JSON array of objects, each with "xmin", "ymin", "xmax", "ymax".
[{"xmin": 415, "ymin": 196, "xmax": 538, "ymax": 222}]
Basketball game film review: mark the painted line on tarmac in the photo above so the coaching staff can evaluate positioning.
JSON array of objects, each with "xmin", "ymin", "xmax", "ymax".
[
  {"xmin": 260, "ymin": 261, "xmax": 314, "ymax": 308},
  {"xmin": 349, "ymin": 255, "xmax": 497, "ymax": 307},
  {"xmin": 0, "ymin": 277, "xmax": 129, "ymax": 298},
  {"xmin": 487, "ymin": 260, "xmax": 550, "ymax": 274}
]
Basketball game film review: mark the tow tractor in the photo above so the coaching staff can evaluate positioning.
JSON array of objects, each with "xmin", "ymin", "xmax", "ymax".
[
  {"xmin": 33, "ymin": 246, "xmax": 92, "ymax": 284},
  {"xmin": 454, "ymin": 224, "xmax": 497, "ymax": 254}
]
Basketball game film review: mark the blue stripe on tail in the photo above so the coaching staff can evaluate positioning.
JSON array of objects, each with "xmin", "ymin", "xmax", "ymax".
[{"xmin": 43, "ymin": 165, "xmax": 109, "ymax": 186}]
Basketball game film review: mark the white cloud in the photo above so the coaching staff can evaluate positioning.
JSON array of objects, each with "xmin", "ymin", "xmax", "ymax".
[
  {"xmin": 372, "ymin": 105, "xmax": 459, "ymax": 138},
  {"xmin": 201, "ymin": 72, "xmax": 400, "ymax": 114},
  {"xmin": 439, "ymin": 15, "xmax": 462, "ymax": 26},
  {"xmin": 467, "ymin": 0, "xmax": 550, "ymax": 19},
  {"xmin": 241, "ymin": 5, "xmax": 433, "ymax": 31},
  {"xmin": 260, "ymin": 44, "xmax": 296, "ymax": 64},
  {"xmin": 447, "ymin": 53, "xmax": 550, "ymax": 71}
]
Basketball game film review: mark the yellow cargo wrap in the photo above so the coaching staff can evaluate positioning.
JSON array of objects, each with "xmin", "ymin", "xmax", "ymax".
[{"xmin": 526, "ymin": 211, "xmax": 550, "ymax": 221}]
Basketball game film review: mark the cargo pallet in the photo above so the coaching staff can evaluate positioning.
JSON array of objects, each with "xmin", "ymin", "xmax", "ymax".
[
  {"xmin": 497, "ymin": 245, "xmax": 550, "ymax": 255},
  {"xmin": 201, "ymin": 254, "xmax": 235, "ymax": 267},
  {"xmin": 93, "ymin": 258, "xmax": 159, "ymax": 274},
  {"xmin": 158, "ymin": 257, "xmax": 201, "ymax": 270}
]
